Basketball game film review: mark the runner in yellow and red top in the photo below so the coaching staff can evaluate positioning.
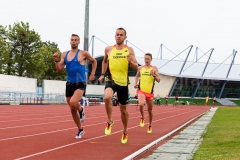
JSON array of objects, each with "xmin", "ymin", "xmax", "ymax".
[
  {"xmin": 98, "ymin": 27, "xmax": 138, "ymax": 144},
  {"xmin": 205, "ymin": 95, "xmax": 209, "ymax": 106},
  {"xmin": 134, "ymin": 53, "xmax": 160, "ymax": 134}
]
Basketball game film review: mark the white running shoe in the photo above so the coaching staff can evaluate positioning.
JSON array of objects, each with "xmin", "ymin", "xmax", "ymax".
[{"xmin": 75, "ymin": 128, "xmax": 85, "ymax": 139}]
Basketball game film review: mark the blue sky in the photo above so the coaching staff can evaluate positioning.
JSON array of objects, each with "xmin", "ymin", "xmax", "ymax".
[{"xmin": 1, "ymin": 0, "xmax": 240, "ymax": 63}]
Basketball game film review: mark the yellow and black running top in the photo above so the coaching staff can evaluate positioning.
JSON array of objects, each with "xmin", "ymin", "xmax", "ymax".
[
  {"xmin": 107, "ymin": 45, "xmax": 129, "ymax": 86},
  {"xmin": 139, "ymin": 65, "xmax": 155, "ymax": 94}
]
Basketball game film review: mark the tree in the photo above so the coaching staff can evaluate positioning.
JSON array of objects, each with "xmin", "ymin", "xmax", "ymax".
[
  {"xmin": 36, "ymin": 41, "xmax": 66, "ymax": 86},
  {"xmin": 0, "ymin": 25, "xmax": 11, "ymax": 74},
  {"xmin": 7, "ymin": 21, "xmax": 42, "ymax": 77},
  {"xmin": 0, "ymin": 21, "xmax": 66, "ymax": 85}
]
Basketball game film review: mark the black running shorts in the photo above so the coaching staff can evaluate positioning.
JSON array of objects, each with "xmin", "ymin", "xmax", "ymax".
[
  {"xmin": 65, "ymin": 82, "xmax": 86, "ymax": 97},
  {"xmin": 105, "ymin": 80, "xmax": 128, "ymax": 105}
]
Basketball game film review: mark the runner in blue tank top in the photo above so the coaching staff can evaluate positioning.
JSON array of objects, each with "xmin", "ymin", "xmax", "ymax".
[{"xmin": 53, "ymin": 34, "xmax": 97, "ymax": 139}]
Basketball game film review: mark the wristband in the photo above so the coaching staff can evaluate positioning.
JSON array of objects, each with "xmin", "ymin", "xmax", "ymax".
[{"xmin": 101, "ymin": 73, "xmax": 105, "ymax": 76}]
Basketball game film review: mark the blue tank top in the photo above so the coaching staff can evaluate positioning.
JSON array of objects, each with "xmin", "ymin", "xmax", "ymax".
[{"xmin": 64, "ymin": 49, "xmax": 86, "ymax": 83}]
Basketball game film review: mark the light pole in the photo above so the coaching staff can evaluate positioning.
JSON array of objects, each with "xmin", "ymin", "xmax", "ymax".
[{"xmin": 84, "ymin": 0, "xmax": 89, "ymax": 83}]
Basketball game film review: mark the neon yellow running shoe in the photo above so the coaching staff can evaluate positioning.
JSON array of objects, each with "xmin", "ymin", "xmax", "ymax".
[
  {"xmin": 147, "ymin": 126, "xmax": 152, "ymax": 134},
  {"xmin": 105, "ymin": 121, "xmax": 114, "ymax": 135},
  {"xmin": 140, "ymin": 118, "xmax": 145, "ymax": 127},
  {"xmin": 121, "ymin": 132, "xmax": 128, "ymax": 144}
]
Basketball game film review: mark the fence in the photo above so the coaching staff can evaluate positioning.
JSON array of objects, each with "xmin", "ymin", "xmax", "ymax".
[
  {"xmin": 0, "ymin": 92, "xmax": 104, "ymax": 105},
  {"xmin": 0, "ymin": 92, "xmax": 67, "ymax": 105},
  {"xmin": 37, "ymin": 93, "xmax": 66, "ymax": 104},
  {"xmin": 0, "ymin": 92, "xmax": 35, "ymax": 104},
  {"xmin": 0, "ymin": 92, "xmax": 162, "ymax": 105}
]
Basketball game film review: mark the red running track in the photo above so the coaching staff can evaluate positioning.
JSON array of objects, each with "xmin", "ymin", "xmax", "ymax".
[{"xmin": 0, "ymin": 104, "xmax": 210, "ymax": 160}]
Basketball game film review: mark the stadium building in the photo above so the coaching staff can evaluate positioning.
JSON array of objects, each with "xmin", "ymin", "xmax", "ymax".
[{"xmin": 87, "ymin": 45, "xmax": 240, "ymax": 100}]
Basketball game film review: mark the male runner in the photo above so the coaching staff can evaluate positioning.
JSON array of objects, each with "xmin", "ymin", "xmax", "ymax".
[
  {"xmin": 134, "ymin": 53, "xmax": 160, "ymax": 134},
  {"xmin": 174, "ymin": 94, "xmax": 179, "ymax": 107},
  {"xmin": 165, "ymin": 95, "xmax": 169, "ymax": 106},
  {"xmin": 213, "ymin": 96, "xmax": 216, "ymax": 106},
  {"xmin": 98, "ymin": 27, "xmax": 138, "ymax": 144},
  {"xmin": 156, "ymin": 94, "xmax": 160, "ymax": 106},
  {"xmin": 53, "ymin": 34, "xmax": 97, "ymax": 139},
  {"xmin": 206, "ymin": 95, "xmax": 209, "ymax": 106}
]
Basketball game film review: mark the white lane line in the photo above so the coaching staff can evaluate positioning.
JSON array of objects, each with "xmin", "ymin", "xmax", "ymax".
[
  {"xmin": 0, "ymin": 107, "xmax": 186, "ymax": 130},
  {"xmin": 0, "ymin": 120, "xmax": 72, "ymax": 130},
  {"xmin": 0, "ymin": 109, "xmax": 120, "ymax": 123},
  {"xmin": 0, "ymin": 115, "xmax": 70, "ymax": 123},
  {"xmin": 0, "ymin": 109, "xmax": 107, "ymax": 118},
  {"xmin": 0, "ymin": 106, "xmax": 182, "ymax": 123},
  {"xmin": 14, "ymin": 108, "xmax": 204, "ymax": 160},
  {"xmin": 0, "ymin": 122, "xmax": 106, "ymax": 142},
  {"xmin": 0, "ymin": 109, "xmax": 184, "ymax": 141},
  {"xmin": 14, "ymin": 124, "xmax": 141, "ymax": 160},
  {"xmin": 0, "ymin": 112, "xmax": 69, "ymax": 117},
  {"xmin": 0, "ymin": 105, "xmax": 108, "ymax": 114},
  {"xmin": 122, "ymin": 110, "xmax": 209, "ymax": 160}
]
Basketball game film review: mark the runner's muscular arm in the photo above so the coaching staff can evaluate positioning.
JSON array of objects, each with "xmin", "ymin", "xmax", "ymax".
[
  {"xmin": 84, "ymin": 51, "xmax": 97, "ymax": 76},
  {"xmin": 153, "ymin": 66, "xmax": 160, "ymax": 83},
  {"xmin": 55, "ymin": 52, "xmax": 66, "ymax": 73},
  {"xmin": 134, "ymin": 66, "xmax": 142, "ymax": 88},
  {"xmin": 101, "ymin": 46, "xmax": 111, "ymax": 75},
  {"xmin": 128, "ymin": 47, "xmax": 138, "ymax": 70},
  {"xmin": 98, "ymin": 46, "xmax": 110, "ymax": 82}
]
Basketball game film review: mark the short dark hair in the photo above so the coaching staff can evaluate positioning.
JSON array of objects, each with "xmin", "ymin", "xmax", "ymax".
[
  {"xmin": 71, "ymin": 34, "xmax": 80, "ymax": 40},
  {"xmin": 145, "ymin": 53, "xmax": 152, "ymax": 59},
  {"xmin": 117, "ymin": 27, "xmax": 127, "ymax": 35}
]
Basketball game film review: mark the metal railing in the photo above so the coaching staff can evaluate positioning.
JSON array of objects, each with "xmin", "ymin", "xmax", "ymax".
[{"xmin": 0, "ymin": 92, "xmax": 67, "ymax": 104}]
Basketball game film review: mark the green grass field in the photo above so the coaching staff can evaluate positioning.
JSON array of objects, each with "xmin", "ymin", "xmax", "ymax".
[
  {"xmin": 193, "ymin": 107, "xmax": 240, "ymax": 160},
  {"xmin": 230, "ymin": 100, "xmax": 240, "ymax": 106}
]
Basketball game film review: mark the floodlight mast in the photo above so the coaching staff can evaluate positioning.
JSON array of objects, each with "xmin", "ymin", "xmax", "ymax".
[{"xmin": 84, "ymin": 0, "xmax": 89, "ymax": 83}]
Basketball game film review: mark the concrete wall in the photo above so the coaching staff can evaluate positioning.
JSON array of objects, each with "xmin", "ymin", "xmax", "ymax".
[
  {"xmin": 43, "ymin": 79, "xmax": 105, "ymax": 95},
  {"xmin": 128, "ymin": 73, "xmax": 176, "ymax": 97},
  {"xmin": 156, "ymin": 73, "xmax": 176, "ymax": 97},
  {"xmin": 0, "ymin": 74, "xmax": 36, "ymax": 93},
  {"xmin": 43, "ymin": 80, "xmax": 65, "ymax": 94}
]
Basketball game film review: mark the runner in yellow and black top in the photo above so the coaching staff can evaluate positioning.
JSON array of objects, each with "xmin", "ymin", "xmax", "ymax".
[
  {"xmin": 98, "ymin": 27, "xmax": 138, "ymax": 144},
  {"xmin": 134, "ymin": 53, "xmax": 160, "ymax": 134},
  {"xmin": 213, "ymin": 96, "xmax": 216, "ymax": 106}
]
